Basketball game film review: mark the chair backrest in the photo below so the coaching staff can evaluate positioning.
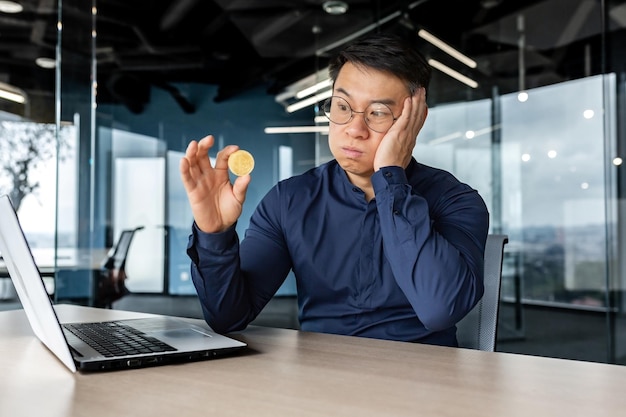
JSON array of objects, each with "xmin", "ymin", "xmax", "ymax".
[
  {"xmin": 456, "ymin": 234, "xmax": 509, "ymax": 351},
  {"xmin": 96, "ymin": 226, "xmax": 144, "ymax": 308},
  {"xmin": 110, "ymin": 230, "xmax": 136, "ymax": 269},
  {"xmin": 101, "ymin": 226, "xmax": 144, "ymax": 270}
]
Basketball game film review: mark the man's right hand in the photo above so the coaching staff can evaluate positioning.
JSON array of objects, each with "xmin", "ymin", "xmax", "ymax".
[{"xmin": 179, "ymin": 135, "xmax": 251, "ymax": 233}]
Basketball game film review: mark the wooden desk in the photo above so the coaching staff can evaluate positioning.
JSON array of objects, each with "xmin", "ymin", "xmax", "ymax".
[{"xmin": 1, "ymin": 305, "xmax": 626, "ymax": 417}]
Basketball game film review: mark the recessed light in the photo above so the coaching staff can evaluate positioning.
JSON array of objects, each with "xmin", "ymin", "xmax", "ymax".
[
  {"xmin": 0, "ymin": 1, "xmax": 23, "ymax": 14},
  {"xmin": 322, "ymin": 1, "xmax": 349, "ymax": 15},
  {"xmin": 36, "ymin": 57, "xmax": 56, "ymax": 69},
  {"xmin": 481, "ymin": 0, "xmax": 502, "ymax": 9}
]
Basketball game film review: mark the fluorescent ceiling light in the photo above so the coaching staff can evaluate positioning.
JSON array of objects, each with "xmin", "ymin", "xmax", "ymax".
[
  {"xmin": 322, "ymin": 1, "xmax": 349, "ymax": 15},
  {"xmin": 428, "ymin": 59, "xmax": 478, "ymax": 89},
  {"xmin": 35, "ymin": 57, "xmax": 56, "ymax": 69},
  {"xmin": 0, "ymin": 90, "xmax": 25, "ymax": 103},
  {"xmin": 428, "ymin": 131, "xmax": 463, "ymax": 145},
  {"xmin": 265, "ymin": 126, "xmax": 329, "ymax": 134},
  {"xmin": 296, "ymin": 78, "xmax": 332, "ymax": 99},
  {"xmin": 286, "ymin": 89, "xmax": 332, "ymax": 113},
  {"xmin": 418, "ymin": 29, "xmax": 477, "ymax": 69},
  {"xmin": 428, "ymin": 124, "xmax": 500, "ymax": 145},
  {"xmin": 0, "ymin": 1, "xmax": 23, "ymax": 13},
  {"xmin": 274, "ymin": 68, "xmax": 329, "ymax": 107},
  {"xmin": 0, "ymin": 82, "xmax": 27, "ymax": 103}
]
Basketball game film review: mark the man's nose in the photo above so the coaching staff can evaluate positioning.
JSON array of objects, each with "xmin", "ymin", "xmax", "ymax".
[{"xmin": 346, "ymin": 111, "xmax": 370, "ymax": 134}]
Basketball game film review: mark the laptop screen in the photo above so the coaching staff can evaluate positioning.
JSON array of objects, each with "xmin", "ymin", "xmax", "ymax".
[{"xmin": 0, "ymin": 194, "xmax": 77, "ymax": 372}]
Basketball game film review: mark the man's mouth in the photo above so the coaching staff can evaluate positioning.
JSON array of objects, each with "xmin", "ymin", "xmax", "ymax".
[{"xmin": 342, "ymin": 147, "xmax": 363, "ymax": 158}]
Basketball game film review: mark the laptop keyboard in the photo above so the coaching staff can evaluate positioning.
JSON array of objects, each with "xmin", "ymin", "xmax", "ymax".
[{"xmin": 63, "ymin": 321, "xmax": 177, "ymax": 357}]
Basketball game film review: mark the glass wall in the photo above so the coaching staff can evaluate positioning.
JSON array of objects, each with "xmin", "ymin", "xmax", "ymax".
[{"xmin": 2, "ymin": 0, "xmax": 626, "ymax": 364}]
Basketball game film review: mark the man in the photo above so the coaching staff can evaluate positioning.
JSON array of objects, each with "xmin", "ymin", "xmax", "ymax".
[{"xmin": 180, "ymin": 33, "xmax": 489, "ymax": 347}]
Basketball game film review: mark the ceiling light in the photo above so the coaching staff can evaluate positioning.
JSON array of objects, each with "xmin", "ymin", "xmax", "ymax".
[
  {"xmin": 0, "ymin": 1, "xmax": 23, "ymax": 13},
  {"xmin": 286, "ymin": 89, "xmax": 332, "ymax": 113},
  {"xmin": 264, "ymin": 126, "xmax": 329, "ymax": 135},
  {"xmin": 35, "ymin": 57, "xmax": 56, "ymax": 69},
  {"xmin": 296, "ymin": 78, "xmax": 332, "ymax": 99},
  {"xmin": 428, "ymin": 131, "xmax": 463, "ymax": 145},
  {"xmin": 275, "ymin": 68, "xmax": 330, "ymax": 105},
  {"xmin": 481, "ymin": 0, "xmax": 502, "ymax": 9},
  {"xmin": 428, "ymin": 59, "xmax": 478, "ymax": 88},
  {"xmin": 418, "ymin": 29, "xmax": 477, "ymax": 69},
  {"xmin": 0, "ymin": 82, "xmax": 27, "ymax": 104},
  {"xmin": 322, "ymin": 1, "xmax": 349, "ymax": 15}
]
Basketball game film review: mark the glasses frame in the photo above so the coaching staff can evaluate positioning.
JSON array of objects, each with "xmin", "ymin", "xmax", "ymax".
[{"xmin": 322, "ymin": 96, "xmax": 398, "ymax": 133}]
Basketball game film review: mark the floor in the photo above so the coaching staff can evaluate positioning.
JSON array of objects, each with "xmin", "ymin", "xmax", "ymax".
[{"xmin": 2, "ymin": 278, "xmax": 625, "ymax": 365}]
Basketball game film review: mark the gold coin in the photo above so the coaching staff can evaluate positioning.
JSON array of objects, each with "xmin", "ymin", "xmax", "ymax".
[{"xmin": 228, "ymin": 149, "xmax": 255, "ymax": 176}]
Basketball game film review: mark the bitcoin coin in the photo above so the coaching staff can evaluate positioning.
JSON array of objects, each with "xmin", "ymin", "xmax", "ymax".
[{"xmin": 228, "ymin": 149, "xmax": 255, "ymax": 176}]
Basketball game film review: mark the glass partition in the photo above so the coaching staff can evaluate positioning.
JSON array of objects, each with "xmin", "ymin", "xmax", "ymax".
[
  {"xmin": 54, "ymin": 0, "xmax": 626, "ymax": 363},
  {"xmin": 1, "ymin": 0, "xmax": 624, "ymax": 364}
]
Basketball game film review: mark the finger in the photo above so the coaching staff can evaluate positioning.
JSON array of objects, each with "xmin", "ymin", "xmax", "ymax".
[
  {"xmin": 401, "ymin": 90, "xmax": 424, "ymax": 131},
  {"xmin": 215, "ymin": 144, "xmax": 241, "ymax": 171},
  {"xmin": 195, "ymin": 135, "xmax": 216, "ymax": 169},
  {"xmin": 410, "ymin": 89, "xmax": 428, "ymax": 146},
  {"xmin": 416, "ymin": 87, "xmax": 427, "ymax": 115},
  {"xmin": 197, "ymin": 134, "xmax": 215, "ymax": 152},
  {"xmin": 232, "ymin": 174, "xmax": 251, "ymax": 204},
  {"xmin": 182, "ymin": 140, "xmax": 207, "ymax": 183},
  {"xmin": 414, "ymin": 88, "xmax": 428, "ymax": 127},
  {"xmin": 185, "ymin": 139, "xmax": 198, "ymax": 159},
  {"xmin": 180, "ymin": 148, "xmax": 192, "ymax": 175},
  {"xmin": 179, "ymin": 155, "xmax": 192, "ymax": 185},
  {"xmin": 388, "ymin": 96, "xmax": 413, "ymax": 135},
  {"xmin": 181, "ymin": 140, "xmax": 199, "ymax": 180}
]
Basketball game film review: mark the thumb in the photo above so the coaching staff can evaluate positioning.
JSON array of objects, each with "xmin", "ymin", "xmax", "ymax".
[{"xmin": 232, "ymin": 174, "xmax": 251, "ymax": 204}]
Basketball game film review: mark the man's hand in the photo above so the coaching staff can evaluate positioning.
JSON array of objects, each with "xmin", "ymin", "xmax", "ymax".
[
  {"xmin": 373, "ymin": 87, "xmax": 428, "ymax": 171},
  {"xmin": 179, "ymin": 135, "xmax": 251, "ymax": 233}
]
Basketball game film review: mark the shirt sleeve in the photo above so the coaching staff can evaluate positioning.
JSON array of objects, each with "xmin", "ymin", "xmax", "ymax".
[
  {"xmin": 186, "ymin": 187, "xmax": 292, "ymax": 333},
  {"xmin": 372, "ymin": 165, "xmax": 489, "ymax": 331}
]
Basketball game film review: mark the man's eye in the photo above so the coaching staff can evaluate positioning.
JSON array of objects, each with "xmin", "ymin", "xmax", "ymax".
[{"xmin": 369, "ymin": 109, "xmax": 391, "ymax": 119}]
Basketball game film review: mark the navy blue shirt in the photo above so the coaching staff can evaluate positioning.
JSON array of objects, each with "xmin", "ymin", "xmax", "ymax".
[{"xmin": 187, "ymin": 158, "xmax": 489, "ymax": 346}]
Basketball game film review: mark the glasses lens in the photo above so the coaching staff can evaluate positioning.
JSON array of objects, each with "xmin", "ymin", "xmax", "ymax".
[
  {"xmin": 324, "ymin": 97, "xmax": 352, "ymax": 125},
  {"xmin": 323, "ymin": 96, "xmax": 395, "ymax": 132},
  {"xmin": 365, "ymin": 103, "xmax": 394, "ymax": 132}
]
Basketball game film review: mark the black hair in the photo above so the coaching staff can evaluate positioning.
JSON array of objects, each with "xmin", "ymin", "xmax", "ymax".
[{"xmin": 328, "ymin": 32, "xmax": 432, "ymax": 95}]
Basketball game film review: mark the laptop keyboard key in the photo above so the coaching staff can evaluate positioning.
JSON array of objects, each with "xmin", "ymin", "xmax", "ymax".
[{"xmin": 63, "ymin": 321, "xmax": 177, "ymax": 357}]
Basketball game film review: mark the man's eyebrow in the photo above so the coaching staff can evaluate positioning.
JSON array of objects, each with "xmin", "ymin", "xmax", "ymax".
[
  {"xmin": 334, "ymin": 87, "xmax": 397, "ymax": 106},
  {"xmin": 334, "ymin": 87, "xmax": 350, "ymax": 97}
]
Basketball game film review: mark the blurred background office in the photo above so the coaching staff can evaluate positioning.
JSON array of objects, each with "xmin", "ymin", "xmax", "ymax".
[{"xmin": 1, "ymin": 0, "xmax": 626, "ymax": 364}]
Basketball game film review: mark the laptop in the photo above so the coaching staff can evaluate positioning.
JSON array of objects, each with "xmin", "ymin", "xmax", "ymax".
[{"xmin": 0, "ymin": 194, "xmax": 246, "ymax": 372}]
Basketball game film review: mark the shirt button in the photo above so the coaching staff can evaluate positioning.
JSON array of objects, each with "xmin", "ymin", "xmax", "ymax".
[
  {"xmin": 352, "ymin": 187, "xmax": 360, "ymax": 192},
  {"xmin": 393, "ymin": 210, "xmax": 400, "ymax": 215},
  {"xmin": 384, "ymin": 171, "xmax": 392, "ymax": 178}
]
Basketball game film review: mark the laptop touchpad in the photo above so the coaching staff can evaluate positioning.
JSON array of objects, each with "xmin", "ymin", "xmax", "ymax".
[{"xmin": 152, "ymin": 328, "xmax": 213, "ymax": 339}]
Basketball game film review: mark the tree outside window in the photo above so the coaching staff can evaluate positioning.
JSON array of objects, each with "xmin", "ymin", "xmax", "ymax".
[{"xmin": 0, "ymin": 121, "xmax": 72, "ymax": 212}]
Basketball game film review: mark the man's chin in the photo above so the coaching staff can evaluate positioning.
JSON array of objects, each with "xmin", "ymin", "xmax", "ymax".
[{"xmin": 337, "ymin": 161, "xmax": 374, "ymax": 178}]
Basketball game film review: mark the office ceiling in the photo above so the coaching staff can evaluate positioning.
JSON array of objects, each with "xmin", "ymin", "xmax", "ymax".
[{"xmin": 1, "ymin": 0, "xmax": 625, "ymax": 119}]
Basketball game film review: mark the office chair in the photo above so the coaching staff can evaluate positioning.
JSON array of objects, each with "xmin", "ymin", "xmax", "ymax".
[
  {"xmin": 95, "ymin": 226, "xmax": 144, "ymax": 308},
  {"xmin": 456, "ymin": 234, "xmax": 509, "ymax": 352}
]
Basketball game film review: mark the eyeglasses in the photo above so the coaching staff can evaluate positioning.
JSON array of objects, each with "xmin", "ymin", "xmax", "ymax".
[{"xmin": 322, "ymin": 96, "xmax": 398, "ymax": 133}]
